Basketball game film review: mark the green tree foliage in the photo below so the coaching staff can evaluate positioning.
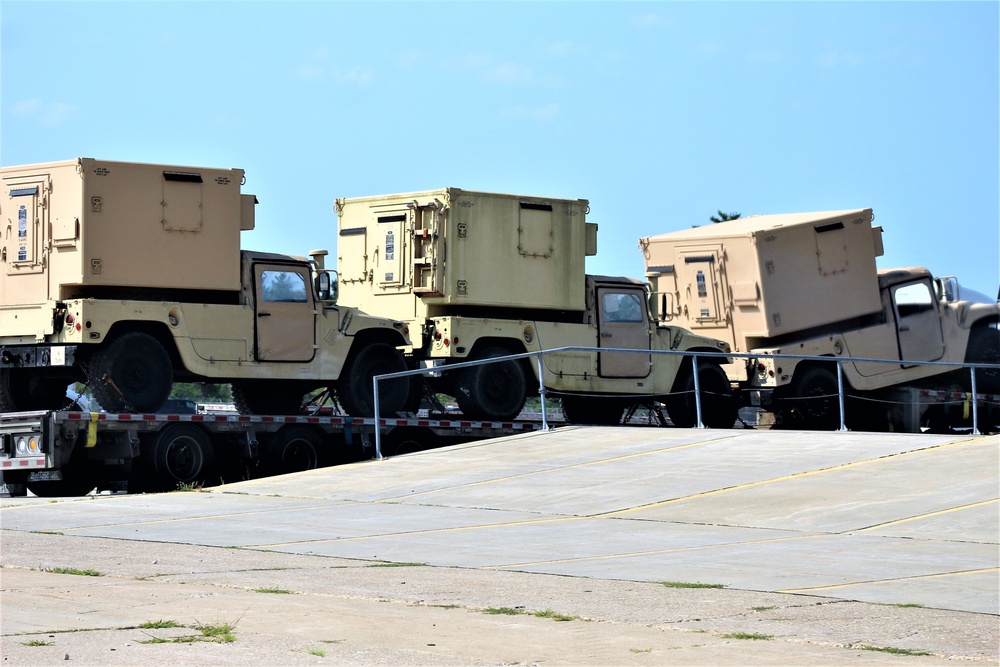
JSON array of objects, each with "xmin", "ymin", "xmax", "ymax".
[{"xmin": 710, "ymin": 210, "xmax": 741, "ymax": 223}]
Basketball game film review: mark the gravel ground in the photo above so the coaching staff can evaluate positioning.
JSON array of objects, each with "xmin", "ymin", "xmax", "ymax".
[{"xmin": 2, "ymin": 530, "xmax": 996, "ymax": 666}]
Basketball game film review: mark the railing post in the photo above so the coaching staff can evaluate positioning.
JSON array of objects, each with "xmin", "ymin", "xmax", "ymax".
[
  {"xmin": 692, "ymin": 355, "xmax": 704, "ymax": 428},
  {"xmin": 836, "ymin": 360, "xmax": 848, "ymax": 432},
  {"xmin": 373, "ymin": 378, "xmax": 384, "ymax": 460},
  {"xmin": 970, "ymin": 365, "xmax": 981, "ymax": 436},
  {"xmin": 536, "ymin": 352, "xmax": 550, "ymax": 431}
]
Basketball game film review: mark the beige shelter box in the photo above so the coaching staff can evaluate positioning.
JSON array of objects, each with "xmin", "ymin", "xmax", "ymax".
[
  {"xmin": 1, "ymin": 158, "xmax": 255, "ymax": 306},
  {"xmin": 640, "ymin": 209, "xmax": 883, "ymax": 350},
  {"xmin": 336, "ymin": 188, "xmax": 595, "ymax": 316}
]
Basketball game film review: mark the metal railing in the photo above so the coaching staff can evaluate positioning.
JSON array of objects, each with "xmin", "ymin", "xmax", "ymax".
[{"xmin": 372, "ymin": 347, "xmax": 1000, "ymax": 459}]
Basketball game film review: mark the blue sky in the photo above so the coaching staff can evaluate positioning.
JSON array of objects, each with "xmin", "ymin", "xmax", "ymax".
[{"xmin": 3, "ymin": 1, "xmax": 998, "ymax": 295}]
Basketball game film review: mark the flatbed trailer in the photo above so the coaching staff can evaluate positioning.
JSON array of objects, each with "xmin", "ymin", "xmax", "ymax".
[{"xmin": 0, "ymin": 410, "xmax": 544, "ymax": 498}]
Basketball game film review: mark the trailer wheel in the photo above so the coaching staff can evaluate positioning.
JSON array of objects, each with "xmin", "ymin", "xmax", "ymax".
[
  {"xmin": 965, "ymin": 325, "xmax": 1000, "ymax": 393},
  {"xmin": 664, "ymin": 361, "xmax": 735, "ymax": 429},
  {"xmin": 89, "ymin": 332, "xmax": 173, "ymax": 413},
  {"xmin": 336, "ymin": 342, "xmax": 409, "ymax": 417},
  {"xmin": 454, "ymin": 346, "xmax": 527, "ymax": 421},
  {"xmin": 148, "ymin": 423, "xmax": 215, "ymax": 487},
  {"xmin": 25, "ymin": 455, "xmax": 97, "ymax": 498},
  {"xmin": 560, "ymin": 395, "xmax": 625, "ymax": 425},
  {"xmin": 264, "ymin": 426, "xmax": 321, "ymax": 476},
  {"xmin": 782, "ymin": 365, "xmax": 841, "ymax": 430}
]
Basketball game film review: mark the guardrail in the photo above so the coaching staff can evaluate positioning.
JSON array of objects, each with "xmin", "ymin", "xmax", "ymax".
[{"xmin": 373, "ymin": 347, "xmax": 1000, "ymax": 459}]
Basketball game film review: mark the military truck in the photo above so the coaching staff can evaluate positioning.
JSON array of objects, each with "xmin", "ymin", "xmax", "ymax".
[
  {"xmin": 640, "ymin": 209, "xmax": 1000, "ymax": 430},
  {"xmin": 335, "ymin": 188, "xmax": 735, "ymax": 427},
  {"xmin": 1, "ymin": 158, "xmax": 413, "ymax": 418}
]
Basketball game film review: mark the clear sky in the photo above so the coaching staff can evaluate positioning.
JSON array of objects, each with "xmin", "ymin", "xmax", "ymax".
[{"xmin": 3, "ymin": 1, "xmax": 998, "ymax": 295}]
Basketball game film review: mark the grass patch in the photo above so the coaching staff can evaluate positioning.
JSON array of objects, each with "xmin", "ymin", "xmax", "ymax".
[
  {"xmin": 196, "ymin": 622, "xmax": 236, "ymax": 642},
  {"xmin": 45, "ymin": 567, "xmax": 102, "ymax": 577},
  {"xmin": 722, "ymin": 632, "xmax": 774, "ymax": 641},
  {"xmin": 139, "ymin": 620, "xmax": 182, "ymax": 629},
  {"xmin": 253, "ymin": 587, "xmax": 294, "ymax": 595},
  {"xmin": 369, "ymin": 562, "xmax": 426, "ymax": 568},
  {"xmin": 175, "ymin": 481, "xmax": 204, "ymax": 492},
  {"xmin": 533, "ymin": 609, "xmax": 578, "ymax": 622},
  {"xmin": 859, "ymin": 645, "xmax": 931, "ymax": 656},
  {"xmin": 629, "ymin": 647, "xmax": 653, "ymax": 653},
  {"xmin": 481, "ymin": 607, "xmax": 525, "ymax": 616},
  {"xmin": 307, "ymin": 647, "xmax": 326, "ymax": 656},
  {"xmin": 658, "ymin": 580, "xmax": 725, "ymax": 589},
  {"xmin": 751, "ymin": 606, "xmax": 777, "ymax": 612},
  {"xmin": 886, "ymin": 603, "xmax": 925, "ymax": 608},
  {"xmin": 21, "ymin": 640, "xmax": 53, "ymax": 647}
]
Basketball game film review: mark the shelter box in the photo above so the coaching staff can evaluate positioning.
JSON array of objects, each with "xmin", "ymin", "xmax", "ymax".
[
  {"xmin": 336, "ymin": 188, "xmax": 595, "ymax": 311},
  {"xmin": 1, "ymin": 158, "xmax": 254, "ymax": 304},
  {"xmin": 642, "ymin": 209, "xmax": 883, "ymax": 339}
]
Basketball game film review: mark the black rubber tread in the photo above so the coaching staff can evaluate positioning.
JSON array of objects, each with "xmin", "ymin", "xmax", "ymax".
[
  {"xmin": 781, "ymin": 365, "xmax": 841, "ymax": 431},
  {"xmin": 89, "ymin": 332, "xmax": 173, "ymax": 413},
  {"xmin": 664, "ymin": 361, "xmax": 736, "ymax": 429},
  {"xmin": 559, "ymin": 395, "xmax": 626, "ymax": 425},
  {"xmin": 964, "ymin": 325, "xmax": 1000, "ymax": 393},
  {"xmin": 335, "ymin": 342, "xmax": 409, "ymax": 417},
  {"xmin": 146, "ymin": 423, "xmax": 216, "ymax": 486},
  {"xmin": 453, "ymin": 346, "xmax": 527, "ymax": 421}
]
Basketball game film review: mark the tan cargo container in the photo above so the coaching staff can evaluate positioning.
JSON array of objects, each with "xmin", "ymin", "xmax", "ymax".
[
  {"xmin": 336, "ymin": 188, "xmax": 596, "ymax": 315},
  {"xmin": 640, "ymin": 209, "xmax": 882, "ymax": 348},
  {"xmin": 1, "ymin": 158, "xmax": 255, "ymax": 306}
]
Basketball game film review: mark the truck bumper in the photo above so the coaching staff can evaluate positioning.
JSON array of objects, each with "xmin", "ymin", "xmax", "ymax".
[{"xmin": 0, "ymin": 345, "xmax": 77, "ymax": 368}]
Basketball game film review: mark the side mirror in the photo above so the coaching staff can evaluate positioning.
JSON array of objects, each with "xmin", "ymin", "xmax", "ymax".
[{"xmin": 316, "ymin": 272, "xmax": 332, "ymax": 302}]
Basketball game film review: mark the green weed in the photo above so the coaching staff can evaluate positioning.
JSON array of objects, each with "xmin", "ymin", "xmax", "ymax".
[
  {"xmin": 658, "ymin": 580, "xmax": 725, "ymax": 589},
  {"xmin": 858, "ymin": 645, "xmax": 931, "ymax": 656},
  {"xmin": 22, "ymin": 640, "xmax": 53, "ymax": 647},
  {"xmin": 45, "ymin": 567, "xmax": 102, "ymax": 577},
  {"xmin": 722, "ymin": 632, "xmax": 774, "ymax": 640}
]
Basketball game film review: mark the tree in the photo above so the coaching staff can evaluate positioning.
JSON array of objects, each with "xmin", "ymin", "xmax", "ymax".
[{"xmin": 710, "ymin": 210, "xmax": 741, "ymax": 224}]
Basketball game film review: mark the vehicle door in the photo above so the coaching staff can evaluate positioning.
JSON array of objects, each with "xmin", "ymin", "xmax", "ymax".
[
  {"xmin": 253, "ymin": 263, "xmax": 316, "ymax": 362},
  {"xmin": 892, "ymin": 280, "xmax": 944, "ymax": 366},
  {"xmin": 597, "ymin": 287, "xmax": 651, "ymax": 378}
]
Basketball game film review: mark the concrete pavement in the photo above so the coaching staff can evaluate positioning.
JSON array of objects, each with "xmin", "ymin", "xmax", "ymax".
[{"xmin": 1, "ymin": 426, "xmax": 998, "ymax": 664}]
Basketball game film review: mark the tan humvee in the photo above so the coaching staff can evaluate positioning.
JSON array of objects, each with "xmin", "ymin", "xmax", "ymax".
[
  {"xmin": 640, "ymin": 210, "xmax": 999, "ymax": 428},
  {"xmin": 335, "ymin": 188, "xmax": 734, "ymax": 426},
  {"xmin": 1, "ymin": 159, "xmax": 411, "ymax": 415}
]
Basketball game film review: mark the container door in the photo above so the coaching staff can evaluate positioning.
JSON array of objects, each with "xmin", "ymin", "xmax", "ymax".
[
  {"xmin": 597, "ymin": 286, "xmax": 651, "ymax": 378},
  {"xmin": 253, "ymin": 263, "xmax": 316, "ymax": 362},
  {"xmin": 675, "ymin": 247, "xmax": 725, "ymax": 328},
  {"xmin": 892, "ymin": 280, "xmax": 944, "ymax": 366},
  {"xmin": 4, "ymin": 180, "xmax": 48, "ymax": 275}
]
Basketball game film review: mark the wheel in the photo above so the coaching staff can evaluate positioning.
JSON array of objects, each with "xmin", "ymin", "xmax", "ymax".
[
  {"xmin": 263, "ymin": 426, "xmax": 321, "ymax": 476},
  {"xmin": 232, "ymin": 381, "xmax": 308, "ymax": 415},
  {"xmin": 664, "ymin": 361, "xmax": 736, "ymax": 428},
  {"xmin": 335, "ymin": 342, "xmax": 409, "ymax": 417},
  {"xmin": 25, "ymin": 456, "xmax": 97, "ymax": 498},
  {"xmin": 146, "ymin": 423, "xmax": 215, "ymax": 487},
  {"xmin": 781, "ymin": 365, "xmax": 841, "ymax": 430},
  {"xmin": 965, "ymin": 325, "xmax": 999, "ymax": 393},
  {"xmin": 560, "ymin": 395, "xmax": 625, "ymax": 425},
  {"xmin": 0, "ymin": 368, "xmax": 73, "ymax": 412},
  {"xmin": 453, "ymin": 346, "xmax": 527, "ymax": 421},
  {"xmin": 89, "ymin": 332, "xmax": 173, "ymax": 413}
]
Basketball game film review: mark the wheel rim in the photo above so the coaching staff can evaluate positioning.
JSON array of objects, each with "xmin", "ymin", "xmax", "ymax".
[
  {"xmin": 279, "ymin": 438, "xmax": 318, "ymax": 473},
  {"xmin": 163, "ymin": 436, "xmax": 204, "ymax": 481}
]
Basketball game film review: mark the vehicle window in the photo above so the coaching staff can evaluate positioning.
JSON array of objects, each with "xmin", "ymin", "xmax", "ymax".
[
  {"xmin": 602, "ymin": 292, "xmax": 644, "ymax": 323},
  {"xmin": 894, "ymin": 281, "xmax": 935, "ymax": 317},
  {"xmin": 261, "ymin": 270, "xmax": 308, "ymax": 303}
]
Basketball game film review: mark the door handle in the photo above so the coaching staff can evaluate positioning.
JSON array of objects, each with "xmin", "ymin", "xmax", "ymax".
[
  {"xmin": 258, "ymin": 312, "xmax": 271, "ymax": 317},
  {"xmin": 601, "ymin": 332, "xmax": 613, "ymax": 337}
]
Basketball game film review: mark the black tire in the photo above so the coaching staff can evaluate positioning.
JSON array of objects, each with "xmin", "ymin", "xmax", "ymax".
[
  {"xmin": 89, "ymin": 332, "xmax": 173, "ymax": 413},
  {"xmin": 0, "ymin": 368, "xmax": 73, "ymax": 412},
  {"xmin": 560, "ymin": 395, "xmax": 625, "ymax": 425},
  {"xmin": 232, "ymin": 381, "xmax": 307, "ymax": 415},
  {"xmin": 26, "ymin": 455, "xmax": 97, "ymax": 497},
  {"xmin": 263, "ymin": 426, "xmax": 321, "ymax": 476},
  {"xmin": 453, "ymin": 346, "xmax": 527, "ymax": 421},
  {"xmin": 336, "ymin": 342, "xmax": 409, "ymax": 417},
  {"xmin": 147, "ymin": 423, "xmax": 215, "ymax": 487},
  {"xmin": 664, "ymin": 360, "xmax": 736, "ymax": 429},
  {"xmin": 781, "ymin": 365, "xmax": 841, "ymax": 430},
  {"xmin": 965, "ymin": 325, "xmax": 1000, "ymax": 393}
]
